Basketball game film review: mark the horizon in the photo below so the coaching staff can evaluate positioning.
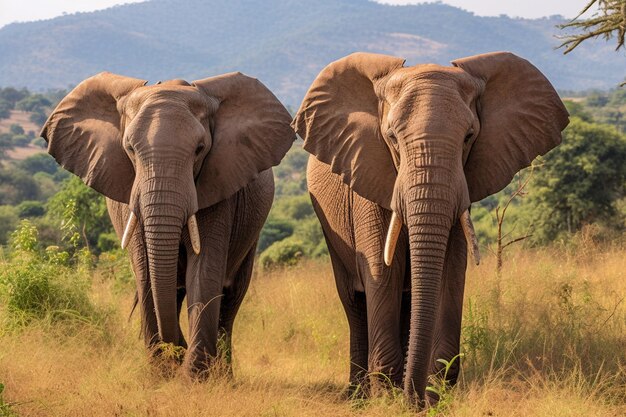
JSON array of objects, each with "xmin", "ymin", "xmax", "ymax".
[{"xmin": 0, "ymin": 0, "xmax": 597, "ymax": 29}]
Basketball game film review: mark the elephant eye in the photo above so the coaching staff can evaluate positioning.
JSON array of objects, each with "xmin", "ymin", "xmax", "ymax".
[
  {"xmin": 386, "ymin": 128, "xmax": 397, "ymax": 145},
  {"xmin": 126, "ymin": 145, "xmax": 134, "ymax": 154},
  {"xmin": 195, "ymin": 143, "xmax": 205, "ymax": 155},
  {"xmin": 464, "ymin": 130, "xmax": 474, "ymax": 144}
]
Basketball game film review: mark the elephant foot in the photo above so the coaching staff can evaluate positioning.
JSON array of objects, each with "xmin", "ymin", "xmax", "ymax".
[
  {"xmin": 147, "ymin": 342, "xmax": 186, "ymax": 378},
  {"xmin": 182, "ymin": 350, "xmax": 233, "ymax": 381},
  {"xmin": 342, "ymin": 382, "xmax": 368, "ymax": 402}
]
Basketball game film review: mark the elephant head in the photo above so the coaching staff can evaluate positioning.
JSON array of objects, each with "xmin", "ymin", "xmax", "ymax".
[
  {"xmin": 293, "ymin": 52, "xmax": 568, "ymax": 404},
  {"xmin": 41, "ymin": 72, "xmax": 294, "ymax": 345}
]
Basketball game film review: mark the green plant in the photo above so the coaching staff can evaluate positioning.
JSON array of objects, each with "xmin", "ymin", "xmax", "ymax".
[
  {"xmin": 259, "ymin": 238, "xmax": 305, "ymax": 269},
  {"xmin": 0, "ymin": 383, "xmax": 17, "ymax": 417},
  {"xmin": 426, "ymin": 354, "xmax": 464, "ymax": 416},
  {"xmin": 0, "ymin": 221, "xmax": 103, "ymax": 330}
]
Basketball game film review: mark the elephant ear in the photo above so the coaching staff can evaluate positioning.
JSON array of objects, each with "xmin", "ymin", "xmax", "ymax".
[
  {"xmin": 452, "ymin": 52, "xmax": 569, "ymax": 202},
  {"xmin": 40, "ymin": 72, "xmax": 147, "ymax": 203},
  {"xmin": 193, "ymin": 73, "xmax": 296, "ymax": 209},
  {"xmin": 293, "ymin": 52, "xmax": 405, "ymax": 210}
]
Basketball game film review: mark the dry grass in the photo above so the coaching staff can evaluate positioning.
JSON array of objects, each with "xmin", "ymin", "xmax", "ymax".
[{"xmin": 1, "ymin": 240, "xmax": 625, "ymax": 416}]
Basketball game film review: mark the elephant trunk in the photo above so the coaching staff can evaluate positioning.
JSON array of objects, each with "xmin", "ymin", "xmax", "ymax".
[
  {"xmin": 140, "ymin": 176, "xmax": 195, "ymax": 345},
  {"xmin": 395, "ymin": 152, "xmax": 459, "ymax": 406}
]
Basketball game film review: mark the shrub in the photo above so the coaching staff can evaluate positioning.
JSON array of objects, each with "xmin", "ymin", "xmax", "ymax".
[
  {"xmin": 8, "ymin": 124, "xmax": 23, "ymax": 135},
  {"xmin": 258, "ymin": 218, "xmax": 294, "ymax": 253},
  {"xmin": 0, "ymin": 221, "xmax": 102, "ymax": 329},
  {"xmin": 260, "ymin": 237, "xmax": 305, "ymax": 269},
  {"xmin": 11, "ymin": 134, "xmax": 30, "ymax": 147},
  {"xmin": 16, "ymin": 200, "xmax": 45, "ymax": 218},
  {"xmin": 97, "ymin": 232, "xmax": 119, "ymax": 253},
  {"xmin": 0, "ymin": 206, "xmax": 18, "ymax": 245}
]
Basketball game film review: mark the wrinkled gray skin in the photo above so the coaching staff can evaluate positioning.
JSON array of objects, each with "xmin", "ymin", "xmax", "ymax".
[
  {"xmin": 294, "ymin": 51, "xmax": 568, "ymax": 406},
  {"xmin": 106, "ymin": 170, "xmax": 273, "ymax": 372},
  {"xmin": 41, "ymin": 72, "xmax": 294, "ymax": 376}
]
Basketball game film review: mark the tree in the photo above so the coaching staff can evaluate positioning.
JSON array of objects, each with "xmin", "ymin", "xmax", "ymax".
[
  {"xmin": 559, "ymin": 1, "xmax": 626, "ymax": 54},
  {"xmin": 524, "ymin": 117, "xmax": 626, "ymax": 242},
  {"xmin": 17, "ymin": 153, "xmax": 59, "ymax": 176},
  {"xmin": 9, "ymin": 124, "xmax": 24, "ymax": 135},
  {"xmin": 0, "ymin": 206, "xmax": 19, "ymax": 245},
  {"xmin": 0, "ymin": 98, "xmax": 11, "ymax": 119},
  {"xmin": 0, "ymin": 87, "xmax": 28, "ymax": 107},
  {"xmin": 15, "ymin": 94, "xmax": 51, "ymax": 112},
  {"xmin": 46, "ymin": 175, "xmax": 112, "ymax": 252}
]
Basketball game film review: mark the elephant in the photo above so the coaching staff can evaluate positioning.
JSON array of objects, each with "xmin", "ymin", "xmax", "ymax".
[
  {"xmin": 293, "ymin": 51, "xmax": 568, "ymax": 405},
  {"xmin": 41, "ymin": 72, "xmax": 295, "ymax": 375}
]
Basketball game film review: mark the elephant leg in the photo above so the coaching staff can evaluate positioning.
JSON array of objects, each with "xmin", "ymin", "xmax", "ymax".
[
  {"xmin": 183, "ymin": 264, "xmax": 223, "ymax": 376},
  {"xmin": 353, "ymin": 199, "xmax": 407, "ymax": 391},
  {"xmin": 176, "ymin": 248, "xmax": 188, "ymax": 349},
  {"xmin": 326, "ymin": 241, "xmax": 369, "ymax": 394},
  {"xmin": 363, "ymin": 272, "xmax": 405, "ymax": 391},
  {"xmin": 429, "ymin": 221, "xmax": 467, "ymax": 388},
  {"xmin": 218, "ymin": 244, "xmax": 257, "ymax": 373},
  {"xmin": 182, "ymin": 208, "xmax": 231, "ymax": 377}
]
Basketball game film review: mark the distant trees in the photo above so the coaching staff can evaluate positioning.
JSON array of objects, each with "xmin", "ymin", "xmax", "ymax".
[
  {"xmin": 523, "ymin": 117, "xmax": 626, "ymax": 242},
  {"xmin": 559, "ymin": 0, "xmax": 626, "ymax": 54}
]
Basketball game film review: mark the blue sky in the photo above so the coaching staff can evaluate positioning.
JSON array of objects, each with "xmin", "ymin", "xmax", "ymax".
[{"xmin": 0, "ymin": 1, "xmax": 596, "ymax": 28}]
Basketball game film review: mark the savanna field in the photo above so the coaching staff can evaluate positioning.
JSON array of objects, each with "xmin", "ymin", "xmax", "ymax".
[
  {"xmin": 0, "ymin": 228, "xmax": 624, "ymax": 417},
  {"xmin": 0, "ymin": 6, "xmax": 625, "ymax": 414}
]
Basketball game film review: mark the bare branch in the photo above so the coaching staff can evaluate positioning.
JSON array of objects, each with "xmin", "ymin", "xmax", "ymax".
[{"xmin": 558, "ymin": 0, "xmax": 626, "ymax": 54}]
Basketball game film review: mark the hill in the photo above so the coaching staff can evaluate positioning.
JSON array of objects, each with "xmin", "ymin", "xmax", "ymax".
[{"xmin": 0, "ymin": 0, "xmax": 624, "ymax": 105}]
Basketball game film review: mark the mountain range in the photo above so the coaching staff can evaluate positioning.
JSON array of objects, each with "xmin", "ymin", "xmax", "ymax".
[{"xmin": 0, "ymin": 0, "xmax": 624, "ymax": 105}]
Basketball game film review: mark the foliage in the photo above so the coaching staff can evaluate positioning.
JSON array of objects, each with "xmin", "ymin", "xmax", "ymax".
[
  {"xmin": 0, "ymin": 168, "xmax": 39, "ymax": 206},
  {"xmin": 0, "ymin": 87, "xmax": 28, "ymax": 107},
  {"xmin": 426, "ymin": 354, "xmax": 464, "ymax": 416},
  {"xmin": 0, "ymin": 382, "xmax": 16, "ymax": 417},
  {"xmin": 559, "ymin": 0, "xmax": 626, "ymax": 54},
  {"xmin": 0, "ymin": 221, "xmax": 101, "ymax": 329},
  {"xmin": 8, "ymin": 124, "xmax": 23, "ymax": 135},
  {"xmin": 46, "ymin": 176, "xmax": 113, "ymax": 253},
  {"xmin": 258, "ymin": 218, "xmax": 294, "ymax": 253},
  {"xmin": 260, "ymin": 238, "xmax": 306, "ymax": 269},
  {"xmin": 15, "ymin": 94, "xmax": 51, "ymax": 113},
  {"xmin": 17, "ymin": 153, "xmax": 59, "ymax": 176},
  {"xmin": 523, "ymin": 117, "xmax": 626, "ymax": 243},
  {"xmin": 0, "ymin": 99, "xmax": 11, "ymax": 120},
  {"xmin": 0, "ymin": 206, "xmax": 18, "ymax": 245}
]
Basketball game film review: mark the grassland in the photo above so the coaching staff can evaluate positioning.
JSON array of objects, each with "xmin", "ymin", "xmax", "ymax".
[{"xmin": 0, "ymin": 238, "xmax": 625, "ymax": 416}]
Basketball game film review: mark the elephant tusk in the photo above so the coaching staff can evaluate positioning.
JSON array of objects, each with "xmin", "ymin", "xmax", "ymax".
[
  {"xmin": 188, "ymin": 214, "xmax": 201, "ymax": 255},
  {"xmin": 121, "ymin": 211, "xmax": 138, "ymax": 250},
  {"xmin": 460, "ymin": 209, "xmax": 480, "ymax": 266},
  {"xmin": 384, "ymin": 211, "xmax": 402, "ymax": 267}
]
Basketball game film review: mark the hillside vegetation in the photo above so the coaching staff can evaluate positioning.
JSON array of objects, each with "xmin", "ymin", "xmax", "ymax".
[{"xmin": 0, "ymin": 0, "xmax": 625, "ymax": 104}]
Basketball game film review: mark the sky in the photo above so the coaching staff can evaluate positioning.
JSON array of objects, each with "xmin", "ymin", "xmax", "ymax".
[{"xmin": 0, "ymin": 0, "xmax": 597, "ymax": 28}]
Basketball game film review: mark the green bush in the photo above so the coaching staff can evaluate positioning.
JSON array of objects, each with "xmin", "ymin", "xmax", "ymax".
[
  {"xmin": 16, "ymin": 200, "xmax": 45, "ymax": 218},
  {"xmin": 97, "ymin": 232, "xmax": 119, "ymax": 253},
  {"xmin": 8, "ymin": 124, "xmax": 23, "ymax": 135},
  {"xmin": 258, "ymin": 218, "xmax": 294, "ymax": 252},
  {"xmin": 273, "ymin": 194, "xmax": 314, "ymax": 220},
  {"xmin": 11, "ymin": 134, "xmax": 30, "ymax": 147},
  {"xmin": 0, "ymin": 206, "xmax": 18, "ymax": 245},
  {"xmin": 0, "ymin": 221, "xmax": 102, "ymax": 328},
  {"xmin": 260, "ymin": 237, "xmax": 306, "ymax": 269}
]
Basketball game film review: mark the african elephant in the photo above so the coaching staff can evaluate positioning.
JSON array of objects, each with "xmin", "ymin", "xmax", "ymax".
[
  {"xmin": 293, "ymin": 52, "xmax": 568, "ymax": 405},
  {"xmin": 41, "ymin": 72, "xmax": 295, "ymax": 375}
]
